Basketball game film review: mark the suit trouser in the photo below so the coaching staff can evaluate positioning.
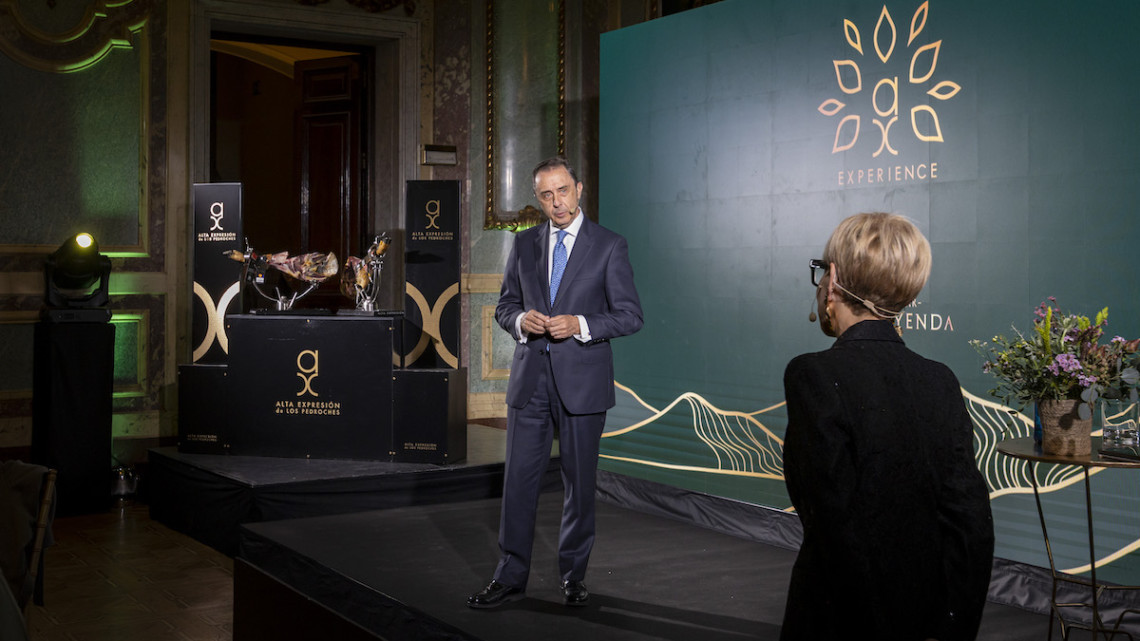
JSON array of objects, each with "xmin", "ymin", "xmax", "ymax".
[{"xmin": 493, "ymin": 350, "xmax": 606, "ymax": 589}]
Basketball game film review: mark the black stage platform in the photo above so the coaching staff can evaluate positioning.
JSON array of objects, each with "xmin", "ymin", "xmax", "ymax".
[
  {"xmin": 145, "ymin": 424, "xmax": 1117, "ymax": 639},
  {"xmin": 147, "ymin": 424, "xmax": 560, "ymax": 556},
  {"xmin": 234, "ymin": 490, "xmax": 1065, "ymax": 641}
]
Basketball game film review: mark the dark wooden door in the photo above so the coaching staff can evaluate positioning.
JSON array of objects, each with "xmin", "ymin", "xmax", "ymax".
[{"xmin": 294, "ymin": 56, "xmax": 365, "ymax": 309}]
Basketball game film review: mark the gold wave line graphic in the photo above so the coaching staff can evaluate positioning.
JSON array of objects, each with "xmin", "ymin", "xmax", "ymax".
[
  {"xmin": 609, "ymin": 382, "xmax": 785, "ymax": 441},
  {"xmin": 748, "ymin": 402, "xmax": 788, "ymax": 416},
  {"xmin": 606, "ymin": 383, "xmax": 784, "ymax": 478},
  {"xmin": 607, "ymin": 382, "xmax": 1131, "ymax": 572},
  {"xmin": 690, "ymin": 396, "xmax": 784, "ymax": 475},
  {"xmin": 614, "ymin": 381, "xmax": 786, "ymax": 417},
  {"xmin": 597, "ymin": 454, "xmax": 784, "ymax": 480},
  {"xmin": 612, "ymin": 380, "xmax": 663, "ymax": 414},
  {"xmin": 1065, "ymin": 539, "xmax": 1140, "ymax": 575}
]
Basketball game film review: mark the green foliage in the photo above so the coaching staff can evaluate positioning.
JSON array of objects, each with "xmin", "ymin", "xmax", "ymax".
[{"xmin": 970, "ymin": 298, "xmax": 1140, "ymax": 411}]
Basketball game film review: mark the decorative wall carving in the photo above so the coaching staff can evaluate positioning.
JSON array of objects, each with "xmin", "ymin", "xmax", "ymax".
[{"xmin": 0, "ymin": 0, "xmax": 150, "ymax": 73}]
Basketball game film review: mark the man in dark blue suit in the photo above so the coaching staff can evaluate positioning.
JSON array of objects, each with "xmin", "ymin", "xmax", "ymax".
[{"xmin": 467, "ymin": 157, "xmax": 643, "ymax": 609}]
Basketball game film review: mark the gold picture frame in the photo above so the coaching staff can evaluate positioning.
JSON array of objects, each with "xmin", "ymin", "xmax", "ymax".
[{"xmin": 483, "ymin": 0, "xmax": 566, "ymax": 231}]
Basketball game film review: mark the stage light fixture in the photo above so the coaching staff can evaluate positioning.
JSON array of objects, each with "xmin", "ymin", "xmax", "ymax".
[
  {"xmin": 34, "ymin": 232, "xmax": 116, "ymax": 513},
  {"xmin": 44, "ymin": 232, "xmax": 112, "ymax": 310}
]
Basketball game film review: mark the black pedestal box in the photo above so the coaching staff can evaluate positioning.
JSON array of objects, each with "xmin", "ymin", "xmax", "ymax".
[
  {"xmin": 392, "ymin": 368, "xmax": 467, "ymax": 464},
  {"xmin": 31, "ymin": 320, "xmax": 114, "ymax": 516},
  {"xmin": 177, "ymin": 364, "xmax": 229, "ymax": 454},
  {"xmin": 226, "ymin": 314, "xmax": 395, "ymax": 460}
]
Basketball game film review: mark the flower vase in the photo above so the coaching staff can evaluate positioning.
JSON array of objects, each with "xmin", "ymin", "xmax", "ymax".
[{"xmin": 1037, "ymin": 398, "xmax": 1092, "ymax": 456}]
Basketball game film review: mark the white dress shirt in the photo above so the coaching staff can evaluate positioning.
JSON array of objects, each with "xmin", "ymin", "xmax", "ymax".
[{"xmin": 514, "ymin": 211, "xmax": 591, "ymax": 343}]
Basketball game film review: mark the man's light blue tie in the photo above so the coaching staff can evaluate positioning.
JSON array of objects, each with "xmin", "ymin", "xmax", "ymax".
[{"xmin": 550, "ymin": 229, "xmax": 568, "ymax": 306}]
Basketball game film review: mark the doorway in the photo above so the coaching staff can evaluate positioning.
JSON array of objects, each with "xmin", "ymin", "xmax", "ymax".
[{"xmin": 210, "ymin": 36, "xmax": 370, "ymax": 310}]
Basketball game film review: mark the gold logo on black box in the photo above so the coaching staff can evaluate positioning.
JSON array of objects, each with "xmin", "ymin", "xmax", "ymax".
[
  {"xmin": 296, "ymin": 349, "xmax": 319, "ymax": 397},
  {"xmin": 412, "ymin": 199, "xmax": 455, "ymax": 242},
  {"xmin": 425, "ymin": 199, "xmax": 442, "ymax": 229},
  {"xmin": 210, "ymin": 201, "xmax": 226, "ymax": 231},
  {"xmin": 274, "ymin": 349, "xmax": 340, "ymax": 416},
  {"xmin": 196, "ymin": 200, "xmax": 238, "ymax": 242}
]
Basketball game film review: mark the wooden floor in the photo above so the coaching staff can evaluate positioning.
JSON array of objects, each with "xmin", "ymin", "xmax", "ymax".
[{"xmin": 24, "ymin": 500, "xmax": 233, "ymax": 641}]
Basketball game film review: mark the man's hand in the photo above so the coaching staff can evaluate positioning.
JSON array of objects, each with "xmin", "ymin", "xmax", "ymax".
[
  {"xmin": 545, "ymin": 315, "xmax": 581, "ymax": 340},
  {"xmin": 521, "ymin": 310, "xmax": 550, "ymax": 336}
]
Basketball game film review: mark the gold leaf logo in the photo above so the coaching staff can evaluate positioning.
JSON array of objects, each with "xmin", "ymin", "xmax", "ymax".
[{"xmin": 818, "ymin": 1, "xmax": 960, "ymax": 157}]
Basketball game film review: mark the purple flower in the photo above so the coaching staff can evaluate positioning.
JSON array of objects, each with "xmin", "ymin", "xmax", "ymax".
[
  {"xmin": 1078, "ymin": 374, "xmax": 1098, "ymax": 387},
  {"xmin": 1048, "ymin": 353, "xmax": 1083, "ymax": 376}
]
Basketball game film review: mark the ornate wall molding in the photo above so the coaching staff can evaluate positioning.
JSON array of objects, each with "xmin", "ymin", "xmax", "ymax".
[
  {"xmin": 0, "ymin": 0, "xmax": 150, "ymax": 73},
  {"xmin": 342, "ymin": 0, "xmax": 415, "ymax": 14},
  {"xmin": 0, "ymin": 0, "xmax": 156, "ymax": 263},
  {"xmin": 480, "ymin": 304, "xmax": 510, "ymax": 380}
]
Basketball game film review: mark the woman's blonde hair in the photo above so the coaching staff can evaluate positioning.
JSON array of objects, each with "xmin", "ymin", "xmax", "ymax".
[{"xmin": 822, "ymin": 212, "xmax": 931, "ymax": 318}]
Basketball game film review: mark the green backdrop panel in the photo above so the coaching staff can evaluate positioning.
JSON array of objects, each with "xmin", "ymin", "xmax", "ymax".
[{"xmin": 599, "ymin": 0, "xmax": 1140, "ymax": 580}]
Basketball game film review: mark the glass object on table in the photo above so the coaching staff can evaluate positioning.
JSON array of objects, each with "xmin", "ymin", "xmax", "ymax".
[{"xmin": 1099, "ymin": 399, "xmax": 1139, "ymax": 444}]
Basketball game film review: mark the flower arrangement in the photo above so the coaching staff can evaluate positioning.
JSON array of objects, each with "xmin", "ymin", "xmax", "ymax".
[{"xmin": 970, "ymin": 298, "xmax": 1140, "ymax": 417}]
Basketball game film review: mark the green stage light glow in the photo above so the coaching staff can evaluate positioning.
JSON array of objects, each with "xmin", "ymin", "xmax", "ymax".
[{"xmin": 109, "ymin": 312, "xmax": 142, "ymax": 398}]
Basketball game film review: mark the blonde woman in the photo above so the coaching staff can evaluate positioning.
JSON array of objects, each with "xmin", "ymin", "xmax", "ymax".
[{"xmin": 781, "ymin": 213, "xmax": 994, "ymax": 641}]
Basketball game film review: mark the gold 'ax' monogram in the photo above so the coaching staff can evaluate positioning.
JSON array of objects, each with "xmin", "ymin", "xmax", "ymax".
[
  {"xmin": 817, "ymin": 1, "xmax": 961, "ymax": 158},
  {"xmin": 296, "ymin": 349, "xmax": 319, "ymax": 397},
  {"xmin": 425, "ymin": 199, "xmax": 442, "ymax": 230}
]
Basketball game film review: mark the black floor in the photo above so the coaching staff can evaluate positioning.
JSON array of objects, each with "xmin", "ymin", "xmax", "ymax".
[{"xmin": 238, "ymin": 491, "xmax": 1066, "ymax": 641}]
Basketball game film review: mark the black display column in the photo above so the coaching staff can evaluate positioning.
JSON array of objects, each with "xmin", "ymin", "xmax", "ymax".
[{"xmin": 31, "ymin": 318, "xmax": 115, "ymax": 516}]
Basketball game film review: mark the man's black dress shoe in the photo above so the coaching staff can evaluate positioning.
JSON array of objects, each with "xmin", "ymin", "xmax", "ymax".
[
  {"xmin": 560, "ymin": 580, "xmax": 589, "ymax": 606},
  {"xmin": 466, "ymin": 580, "xmax": 524, "ymax": 609}
]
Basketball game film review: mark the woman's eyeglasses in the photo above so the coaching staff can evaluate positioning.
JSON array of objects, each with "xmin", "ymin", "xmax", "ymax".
[{"xmin": 809, "ymin": 259, "xmax": 827, "ymax": 287}]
